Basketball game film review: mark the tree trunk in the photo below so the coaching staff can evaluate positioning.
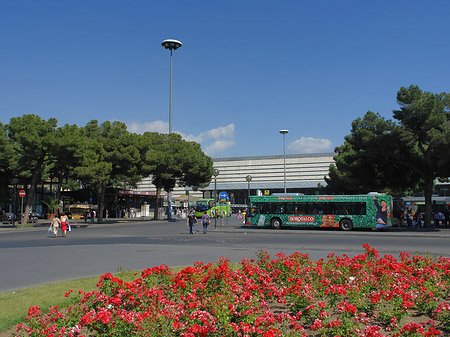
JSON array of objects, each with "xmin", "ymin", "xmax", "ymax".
[
  {"xmin": 57, "ymin": 176, "xmax": 62, "ymax": 215},
  {"xmin": 423, "ymin": 176, "xmax": 433, "ymax": 228},
  {"xmin": 98, "ymin": 180, "xmax": 106, "ymax": 223},
  {"xmin": 22, "ymin": 158, "xmax": 44, "ymax": 226},
  {"xmin": 154, "ymin": 187, "xmax": 161, "ymax": 220}
]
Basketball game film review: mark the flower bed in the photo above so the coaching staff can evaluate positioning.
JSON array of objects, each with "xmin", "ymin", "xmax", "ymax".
[{"xmin": 14, "ymin": 245, "xmax": 450, "ymax": 336}]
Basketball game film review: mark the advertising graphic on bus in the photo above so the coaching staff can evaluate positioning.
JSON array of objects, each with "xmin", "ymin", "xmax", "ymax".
[
  {"xmin": 248, "ymin": 194, "xmax": 392, "ymax": 230},
  {"xmin": 194, "ymin": 198, "xmax": 231, "ymax": 218}
]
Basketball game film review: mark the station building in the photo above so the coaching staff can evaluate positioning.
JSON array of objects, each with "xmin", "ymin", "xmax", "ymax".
[
  {"xmin": 200, "ymin": 152, "xmax": 335, "ymax": 208},
  {"xmin": 2, "ymin": 152, "xmax": 335, "ymax": 218},
  {"xmin": 127, "ymin": 152, "xmax": 335, "ymax": 210}
]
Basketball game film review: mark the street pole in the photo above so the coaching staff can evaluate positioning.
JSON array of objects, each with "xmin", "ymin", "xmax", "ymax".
[
  {"xmin": 162, "ymin": 39, "xmax": 182, "ymax": 221},
  {"xmin": 214, "ymin": 177, "xmax": 217, "ymax": 229},
  {"xmin": 21, "ymin": 196, "xmax": 24, "ymax": 224},
  {"xmin": 11, "ymin": 178, "xmax": 19, "ymax": 226},
  {"xmin": 246, "ymin": 175, "xmax": 252, "ymax": 206},
  {"xmin": 279, "ymin": 129, "xmax": 289, "ymax": 193},
  {"xmin": 13, "ymin": 187, "xmax": 16, "ymax": 226},
  {"xmin": 245, "ymin": 175, "xmax": 252, "ymax": 226},
  {"xmin": 213, "ymin": 169, "xmax": 219, "ymax": 229}
]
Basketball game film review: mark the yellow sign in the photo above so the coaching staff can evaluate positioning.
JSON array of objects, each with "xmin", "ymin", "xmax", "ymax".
[{"xmin": 264, "ymin": 190, "xmax": 270, "ymax": 195}]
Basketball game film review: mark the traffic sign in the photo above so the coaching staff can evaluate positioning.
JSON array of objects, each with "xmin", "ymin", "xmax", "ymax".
[
  {"xmin": 219, "ymin": 191, "xmax": 229, "ymax": 202},
  {"xmin": 19, "ymin": 190, "xmax": 26, "ymax": 198}
]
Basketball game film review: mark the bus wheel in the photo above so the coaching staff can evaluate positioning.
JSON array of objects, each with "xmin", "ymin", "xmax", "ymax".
[
  {"xmin": 339, "ymin": 219, "xmax": 353, "ymax": 231},
  {"xmin": 271, "ymin": 218, "xmax": 282, "ymax": 229}
]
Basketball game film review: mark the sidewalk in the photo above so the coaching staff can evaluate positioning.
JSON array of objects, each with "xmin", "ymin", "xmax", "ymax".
[
  {"xmin": 0, "ymin": 216, "xmax": 158, "ymax": 233},
  {"xmin": 1, "ymin": 217, "xmax": 450, "ymax": 238}
]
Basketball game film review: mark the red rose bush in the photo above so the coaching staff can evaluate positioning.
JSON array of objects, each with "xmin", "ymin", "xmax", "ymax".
[{"xmin": 14, "ymin": 245, "xmax": 449, "ymax": 336}]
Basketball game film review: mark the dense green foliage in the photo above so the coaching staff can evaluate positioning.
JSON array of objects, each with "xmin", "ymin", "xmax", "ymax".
[
  {"xmin": 325, "ymin": 85, "xmax": 450, "ymax": 227},
  {"xmin": 136, "ymin": 132, "xmax": 212, "ymax": 219},
  {"xmin": 0, "ymin": 115, "xmax": 213, "ymax": 223}
]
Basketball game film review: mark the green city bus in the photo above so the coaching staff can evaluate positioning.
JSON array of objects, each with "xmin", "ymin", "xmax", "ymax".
[
  {"xmin": 194, "ymin": 199, "xmax": 231, "ymax": 218},
  {"xmin": 247, "ymin": 194, "xmax": 392, "ymax": 231}
]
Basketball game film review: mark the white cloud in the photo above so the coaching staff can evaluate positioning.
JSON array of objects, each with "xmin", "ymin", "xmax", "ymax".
[
  {"xmin": 204, "ymin": 139, "xmax": 236, "ymax": 156},
  {"xmin": 182, "ymin": 123, "xmax": 234, "ymax": 140},
  {"xmin": 126, "ymin": 120, "xmax": 235, "ymax": 156},
  {"xmin": 288, "ymin": 137, "xmax": 333, "ymax": 153},
  {"xmin": 128, "ymin": 120, "xmax": 168, "ymax": 134},
  {"xmin": 182, "ymin": 124, "xmax": 235, "ymax": 156}
]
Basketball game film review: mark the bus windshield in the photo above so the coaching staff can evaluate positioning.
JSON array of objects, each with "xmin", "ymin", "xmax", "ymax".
[
  {"xmin": 194, "ymin": 199, "xmax": 231, "ymax": 218},
  {"xmin": 195, "ymin": 200, "xmax": 209, "ymax": 212}
]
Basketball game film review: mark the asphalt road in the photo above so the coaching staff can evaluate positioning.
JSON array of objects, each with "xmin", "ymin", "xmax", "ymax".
[{"xmin": 0, "ymin": 216, "xmax": 449, "ymax": 292}]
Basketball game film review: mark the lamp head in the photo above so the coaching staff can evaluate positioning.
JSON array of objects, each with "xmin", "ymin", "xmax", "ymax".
[
  {"xmin": 161, "ymin": 39, "xmax": 182, "ymax": 50},
  {"xmin": 279, "ymin": 129, "xmax": 289, "ymax": 135}
]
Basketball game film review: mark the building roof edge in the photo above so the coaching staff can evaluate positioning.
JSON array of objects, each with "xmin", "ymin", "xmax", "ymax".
[{"xmin": 212, "ymin": 152, "xmax": 336, "ymax": 162}]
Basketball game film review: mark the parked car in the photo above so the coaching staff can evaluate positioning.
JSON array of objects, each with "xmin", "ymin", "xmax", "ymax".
[
  {"xmin": 18, "ymin": 212, "xmax": 40, "ymax": 223},
  {"xmin": 1, "ymin": 213, "xmax": 16, "ymax": 224}
]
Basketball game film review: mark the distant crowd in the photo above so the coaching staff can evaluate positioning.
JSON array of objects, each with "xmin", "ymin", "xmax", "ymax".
[{"xmin": 404, "ymin": 209, "xmax": 449, "ymax": 229}]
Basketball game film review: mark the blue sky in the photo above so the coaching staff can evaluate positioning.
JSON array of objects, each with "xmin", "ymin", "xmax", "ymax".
[{"xmin": 1, "ymin": 1, "xmax": 449, "ymax": 158}]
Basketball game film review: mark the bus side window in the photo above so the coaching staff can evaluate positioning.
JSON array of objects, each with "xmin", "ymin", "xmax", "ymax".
[
  {"xmin": 360, "ymin": 202, "xmax": 366, "ymax": 215},
  {"xmin": 305, "ymin": 202, "xmax": 314, "ymax": 214},
  {"xmin": 285, "ymin": 202, "xmax": 295, "ymax": 213}
]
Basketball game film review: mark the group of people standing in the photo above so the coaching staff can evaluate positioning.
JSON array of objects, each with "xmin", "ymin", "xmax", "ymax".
[
  {"xmin": 49, "ymin": 212, "xmax": 70, "ymax": 238},
  {"xmin": 83, "ymin": 209, "xmax": 96, "ymax": 223},
  {"xmin": 405, "ymin": 209, "xmax": 449, "ymax": 228}
]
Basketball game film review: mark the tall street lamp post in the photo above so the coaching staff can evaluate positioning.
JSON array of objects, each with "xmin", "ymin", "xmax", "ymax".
[
  {"xmin": 162, "ymin": 39, "xmax": 182, "ymax": 220},
  {"xmin": 279, "ymin": 129, "xmax": 289, "ymax": 194},
  {"xmin": 161, "ymin": 39, "xmax": 182, "ymax": 134},
  {"xmin": 213, "ymin": 169, "xmax": 219, "ymax": 229}
]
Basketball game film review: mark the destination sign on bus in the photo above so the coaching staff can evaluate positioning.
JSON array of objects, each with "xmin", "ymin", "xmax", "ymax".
[{"xmin": 289, "ymin": 216, "xmax": 315, "ymax": 223}]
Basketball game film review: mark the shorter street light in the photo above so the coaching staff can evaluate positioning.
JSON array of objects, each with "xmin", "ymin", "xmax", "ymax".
[
  {"xmin": 246, "ymin": 175, "xmax": 252, "ymax": 205},
  {"xmin": 245, "ymin": 175, "xmax": 252, "ymax": 226},
  {"xmin": 213, "ymin": 169, "xmax": 219, "ymax": 229},
  {"xmin": 279, "ymin": 129, "xmax": 289, "ymax": 193}
]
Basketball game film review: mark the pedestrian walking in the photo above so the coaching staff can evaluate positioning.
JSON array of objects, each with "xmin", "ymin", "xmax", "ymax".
[
  {"xmin": 433, "ymin": 212, "xmax": 440, "ymax": 228},
  {"xmin": 186, "ymin": 210, "xmax": 197, "ymax": 234},
  {"xmin": 50, "ymin": 216, "xmax": 60, "ymax": 237},
  {"xmin": 201, "ymin": 211, "xmax": 210, "ymax": 234},
  {"xmin": 60, "ymin": 212, "xmax": 69, "ymax": 238}
]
